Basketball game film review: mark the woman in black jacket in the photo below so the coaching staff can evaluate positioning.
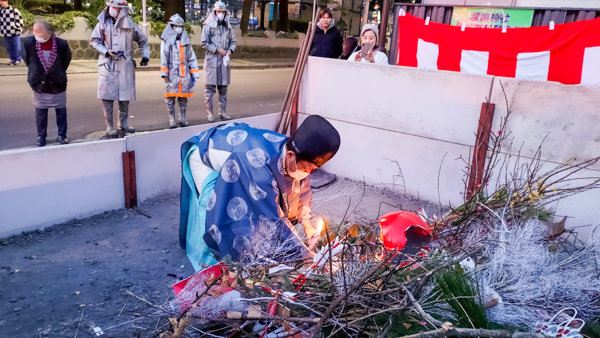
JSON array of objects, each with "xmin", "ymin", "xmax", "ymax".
[
  {"xmin": 309, "ymin": 8, "xmax": 343, "ymax": 59},
  {"xmin": 22, "ymin": 19, "xmax": 72, "ymax": 146}
]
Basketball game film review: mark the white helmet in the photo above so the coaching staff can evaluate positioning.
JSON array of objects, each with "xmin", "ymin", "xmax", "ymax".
[
  {"xmin": 213, "ymin": 0, "xmax": 226, "ymax": 12},
  {"xmin": 168, "ymin": 13, "xmax": 185, "ymax": 26},
  {"xmin": 106, "ymin": 0, "xmax": 129, "ymax": 8}
]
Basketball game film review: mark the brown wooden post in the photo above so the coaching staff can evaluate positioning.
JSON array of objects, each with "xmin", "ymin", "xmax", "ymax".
[
  {"xmin": 290, "ymin": 95, "xmax": 299, "ymax": 134},
  {"xmin": 122, "ymin": 151, "xmax": 138, "ymax": 209},
  {"xmin": 378, "ymin": 0, "xmax": 392, "ymax": 53},
  {"xmin": 466, "ymin": 102, "xmax": 495, "ymax": 200}
]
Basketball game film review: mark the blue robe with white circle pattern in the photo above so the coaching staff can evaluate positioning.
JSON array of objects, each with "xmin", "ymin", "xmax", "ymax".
[{"xmin": 180, "ymin": 122, "xmax": 311, "ymax": 268}]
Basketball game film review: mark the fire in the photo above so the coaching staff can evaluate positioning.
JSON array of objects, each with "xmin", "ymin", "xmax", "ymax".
[{"xmin": 317, "ymin": 218, "xmax": 325, "ymax": 233}]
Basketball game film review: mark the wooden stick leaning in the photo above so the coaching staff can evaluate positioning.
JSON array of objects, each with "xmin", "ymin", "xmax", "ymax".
[
  {"xmin": 282, "ymin": 14, "xmax": 318, "ymax": 134},
  {"xmin": 276, "ymin": 22, "xmax": 311, "ymax": 132},
  {"xmin": 278, "ymin": 24, "xmax": 311, "ymax": 133},
  {"xmin": 277, "ymin": 13, "xmax": 315, "ymax": 133},
  {"xmin": 276, "ymin": 26, "xmax": 308, "ymax": 132},
  {"xmin": 281, "ymin": 13, "xmax": 317, "ymax": 133}
]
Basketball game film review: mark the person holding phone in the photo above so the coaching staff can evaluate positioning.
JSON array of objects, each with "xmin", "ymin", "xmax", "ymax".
[{"xmin": 348, "ymin": 24, "xmax": 388, "ymax": 65}]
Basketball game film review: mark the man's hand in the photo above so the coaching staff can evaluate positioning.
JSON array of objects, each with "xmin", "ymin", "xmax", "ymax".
[
  {"xmin": 216, "ymin": 48, "xmax": 228, "ymax": 56},
  {"xmin": 140, "ymin": 57, "xmax": 149, "ymax": 66},
  {"xmin": 227, "ymin": 50, "xmax": 232, "ymax": 55},
  {"xmin": 162, "ymin": 76, "xmax": 169, "ymax": 83},
  {"xmin": 106, "ymin": 50, "xmax": 118, "ymax": 58}
]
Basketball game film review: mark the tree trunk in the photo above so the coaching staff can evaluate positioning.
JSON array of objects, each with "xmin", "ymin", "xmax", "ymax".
[
  {"xmin": 73, "ymin": 0, "xmax": 82, "ymax": 11},
  {"xmin": 259, "ymin": 2, "xmax": 266, "ymax": 30},
  {"xmin": 240, "ymin": 0, "xmax": 253, "ymax": 34},
  {"xmin": 272, "ymin": 0, "xmax": 279, "ymax": 30},
  {"xmin": 279, "ymin": 0, "xmax": 288, "ymax": 31},
  {"xmin": 164, "ymin": 0, "xmax": 186, "ymax": 23}
]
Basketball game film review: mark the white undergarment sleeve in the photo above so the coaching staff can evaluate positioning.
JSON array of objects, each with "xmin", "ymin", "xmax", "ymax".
[
  {"xmin": 189, "ymin": 149, "xmax": 215, "ymax": 194},
  {"xmin": 189, "ymin": 148, "xmax": 233, "ymax": 194}
]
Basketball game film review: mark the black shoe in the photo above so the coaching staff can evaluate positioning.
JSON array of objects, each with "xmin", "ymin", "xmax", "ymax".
[
  {"xmin": 56, "ymin": 136, "xmax": 69, "ymax": 144},
  {"xmin": 36, "ymin": 136, "xmax": 46, "ymax": 147}
]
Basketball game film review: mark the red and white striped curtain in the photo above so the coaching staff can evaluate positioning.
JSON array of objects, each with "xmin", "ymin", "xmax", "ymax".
[{"xmin": 396, "ymin": 13, "xmax": 600, "ymax": 85}]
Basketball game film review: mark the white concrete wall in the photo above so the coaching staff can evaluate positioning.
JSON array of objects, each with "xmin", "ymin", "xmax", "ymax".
[
  {"xmin": 299, "ymin": 57, "xmax": 600, "ymax": 232},
  {"xmin": 489, "ymin": 76, "xmax": 600, "ymax": 229},
  {"xmin": 0, "ymin": 139, "xmax": 126, "ymax": 237},
  {"xmin": 128, "ymin": 114, "xmax": 279, "ymax": 203},
  {"xmin": 300, "ymin": 56, "xmax": 487, "ymax": 205},
  {"xmin": 54, "ymin": 18, "xmax": 304, "ymax": 48},
  {"xmin": 0, "ymin": 114, "xmax": 279, "ymax": 237}
]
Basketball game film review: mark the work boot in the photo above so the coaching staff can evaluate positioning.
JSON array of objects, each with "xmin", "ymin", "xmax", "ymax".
[
  {"xmin": 206, "ymin": 100, "xmax": 215, "ymax": 123},
  {"xmin": 119, "ymin": 111, "xmax": 136, "ymax": 133},
  {"xmin": 168, "ymin": 109, "xmax": 177, "ymax": 129},
  {"xmin": 219, "ymin": 112, "xmax": 232, "ymax": 120},
  {"xmin": 105, "ymin": 112, "xmax": 117, "ymax": 136},
  {"xmin": 179, "ymin": 108, "xmax": 189, "ymax": 127}
]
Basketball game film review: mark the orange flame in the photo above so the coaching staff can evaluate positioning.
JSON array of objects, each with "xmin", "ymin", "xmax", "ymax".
[{"xmin": 317, "ymin": 218, "xmax": 325, "ymax": 233}]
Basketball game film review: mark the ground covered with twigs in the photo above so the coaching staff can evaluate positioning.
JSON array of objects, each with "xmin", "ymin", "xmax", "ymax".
[
  {"xmin": 0, "ymin": 178, "xmax": 426, "ymax": 337},
  {"xmin": 3, "ymin": 104, "xmax": 600, "ymax": 337},
  {"xmin": 109, "ymin": 105, "xmax": 600, "ymax": 338}
]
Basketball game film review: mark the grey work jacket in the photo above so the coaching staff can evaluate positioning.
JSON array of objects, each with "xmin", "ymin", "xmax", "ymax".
[
  {"xmin": 160, "ymin": 25, "xmax": 199, "ymax": 97},
  {"xmin": 90, "ymin": 8, "xmax": 150, "ymax": 101},
  {"xmin": 201, "ymin": 12, "xmax": 236, "ymax": 86}
]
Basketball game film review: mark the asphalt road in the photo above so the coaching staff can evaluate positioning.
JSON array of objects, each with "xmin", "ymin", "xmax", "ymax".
[{"xmin": 0, "ymin": 68, "xmax": 293, "ymax": 151}]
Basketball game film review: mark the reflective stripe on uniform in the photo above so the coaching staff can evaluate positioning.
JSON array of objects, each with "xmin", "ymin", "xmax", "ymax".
[{"xmin": 165, "ymin": 92, "xmax": 194, "ymax": 97}]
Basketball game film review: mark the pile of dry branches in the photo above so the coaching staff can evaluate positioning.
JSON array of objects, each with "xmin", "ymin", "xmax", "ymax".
[{"xmin": 95, "ymin": 85, "xmax": 600, "ymax": 337}]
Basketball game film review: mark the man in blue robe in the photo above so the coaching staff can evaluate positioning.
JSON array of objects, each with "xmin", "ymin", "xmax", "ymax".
[{"xmin": 180, "ymin": 115, "xmax": 341, "ymax": 270}]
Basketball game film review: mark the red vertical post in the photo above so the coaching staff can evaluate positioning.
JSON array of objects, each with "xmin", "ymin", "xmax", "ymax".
[
  {"xmin": 467, "ymin": 102, "xmax": 495, "ymax": 200},
  {"xmin": 122, "ymin": 151, "xmax": 138, "ymax": 209}
]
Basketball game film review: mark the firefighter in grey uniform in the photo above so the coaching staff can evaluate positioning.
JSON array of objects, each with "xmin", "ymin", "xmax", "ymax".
[
  {"xmin": 90, "ymin": 0, "xmax": 150, "ymax": 136},
  {"xmin": 160, "ymin": 14, "xmax": 199, "ymax": 128},
  {"xmin": 201, "ymin": 0, "xmax": 236, "ymax": 122}
]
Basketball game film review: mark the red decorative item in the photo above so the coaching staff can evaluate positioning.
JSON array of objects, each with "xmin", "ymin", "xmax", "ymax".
[{"xmin": 379, "ymin": 211, "xmax": 431, "ymax": 254}]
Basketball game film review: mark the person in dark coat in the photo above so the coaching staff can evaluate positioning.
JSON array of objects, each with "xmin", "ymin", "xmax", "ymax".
[
  {"xmin": 309, "ymin": 8, "xmax": 343, "ymax": 59},
  {"xmin": 22, "ymin": 20, "xmax": 72, "ymax": 146}
]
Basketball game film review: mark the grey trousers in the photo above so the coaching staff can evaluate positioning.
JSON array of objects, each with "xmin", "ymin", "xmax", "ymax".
[
  {"xmin": 165, "ymin": 97, "xmax": 188, "ymax": 113},
  {"xmin": 102, "ymin": 100, "xmax": 129, "ymax": 126},
  {"xmin": 204, "ymin": 85, "xmax": 228, "ymax": 115}
]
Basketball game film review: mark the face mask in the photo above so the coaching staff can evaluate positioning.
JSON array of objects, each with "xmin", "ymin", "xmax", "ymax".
[
  {"xmin": 217, "ymin": 13, "xmax": 225, "ymax": 21},
  {"xmin": 286, "ymin": 157, "xmax": 310, "ymax": 180},
  {"xmin": 35, "ymin": 35, "xmax": 49, "ymax": 43},
  {"xmin": 174, "ymin": 27, "xmax": 183, "ymax": 34},
  {"xmin": 109, "ymin": 7, "xmax": 119, "ymax": 18}
]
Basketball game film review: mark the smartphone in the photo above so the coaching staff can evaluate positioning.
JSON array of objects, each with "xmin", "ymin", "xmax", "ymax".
[{"xmin": 360, "ymin": 42, "xmax": 374, "ymax": 58}]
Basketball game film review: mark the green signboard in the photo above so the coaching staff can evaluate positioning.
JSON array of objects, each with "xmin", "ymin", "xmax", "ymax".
[{"xmin": 451, "ymin": 7, "xmax": 534, "ymax": 29}]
